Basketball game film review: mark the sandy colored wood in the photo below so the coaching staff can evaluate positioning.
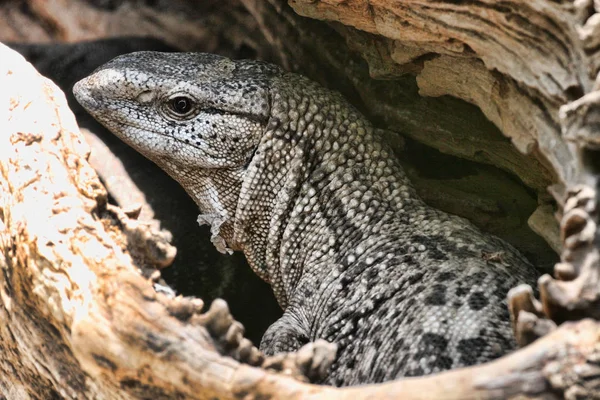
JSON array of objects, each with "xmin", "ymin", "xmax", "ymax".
[
  {"xmin": 1, "ymin": 0, "xmax": 600, "ymax": 398},
  {"xmin": 289, "ymin": 0, "xmax": 587, "ymax": 184},
  {"xmin": 2, "ymin": 43, "xmax": 600, "ymax": 399},
  {"xmin": 0, "ymin": 0, "xmax": 560, "ymax": 267}
]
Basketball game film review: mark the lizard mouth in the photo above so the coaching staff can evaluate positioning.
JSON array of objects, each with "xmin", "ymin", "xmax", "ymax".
[{"xmin": 115, "ymin": 120, "xmax": 233, "ymax": 165}]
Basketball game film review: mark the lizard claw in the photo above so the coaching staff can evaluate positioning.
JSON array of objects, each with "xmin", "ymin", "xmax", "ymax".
[
  {"xmin": 296, "ymin": 339, "xmax": 338, "ymax": 382},
  {"xmin": 262, "ymin": 339, "xmax": 337, "ymax": 383}
]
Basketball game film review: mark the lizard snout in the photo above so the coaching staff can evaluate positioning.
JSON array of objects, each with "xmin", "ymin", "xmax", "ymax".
[
  {"xmin": 73, "ymin": 67, "xmax": 128, "ymax": 112},
  {"xmin": 73, "ymin": 77, "xmax": 101, "ymax": 112}
]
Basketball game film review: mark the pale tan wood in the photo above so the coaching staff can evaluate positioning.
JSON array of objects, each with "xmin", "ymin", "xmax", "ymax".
[{"xmin": 2, "ymin": 0, "xmax": 600, "ymax": 397}]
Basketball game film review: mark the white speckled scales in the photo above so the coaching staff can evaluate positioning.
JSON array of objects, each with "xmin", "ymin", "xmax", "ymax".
[{"xmin": 74, "ymin": 51, "xmax": 537, "ymax": 386}]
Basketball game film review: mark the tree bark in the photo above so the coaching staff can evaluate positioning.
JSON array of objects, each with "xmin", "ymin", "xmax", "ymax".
[
  {"xmin": 1, "ymin": 0, "xmax": 600, "ymax": 398},
  {"xmin": 0, "ymin": 0, "xmax": 561, "ymax": 266}
]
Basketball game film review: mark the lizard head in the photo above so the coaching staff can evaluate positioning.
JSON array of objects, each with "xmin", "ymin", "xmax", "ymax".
[{"xmin": 73, "ymin": 51, "xmax": 283, "ymax": 171}]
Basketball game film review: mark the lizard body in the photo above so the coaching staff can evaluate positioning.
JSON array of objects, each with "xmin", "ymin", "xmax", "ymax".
[{"xmin": 74, "ymin": 52, "xmax": 537, "ymax": 386}]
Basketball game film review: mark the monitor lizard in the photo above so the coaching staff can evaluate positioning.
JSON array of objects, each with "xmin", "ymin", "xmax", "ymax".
[{"xmin": 73, "ymin": 51, "xmax": 538, "ymax": 386}]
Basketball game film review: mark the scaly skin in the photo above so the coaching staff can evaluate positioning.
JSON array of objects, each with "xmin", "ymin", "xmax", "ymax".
[{"xmin": 74, "ymin": 52, "xmax": 537, "ymax": 386}]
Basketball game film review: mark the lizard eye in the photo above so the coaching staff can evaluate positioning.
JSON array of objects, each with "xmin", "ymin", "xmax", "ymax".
[{"xmin": 169, "ymin": 96, "xmax": 194, "ymax": 116}]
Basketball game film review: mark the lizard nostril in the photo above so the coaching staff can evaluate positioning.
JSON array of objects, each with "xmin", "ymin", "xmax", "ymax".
[{"xmin": 73, "ymin": 79, "xmax": 100, "ymax": 111}]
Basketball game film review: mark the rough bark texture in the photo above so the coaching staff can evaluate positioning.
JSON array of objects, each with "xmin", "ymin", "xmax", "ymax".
[
  {"xmin": 1, "ymin": 0, "xmax": 600, "ymax": 398},
  {"xmin": 0, "ymin": 0, "xmax": 560, "ymax": 269}
]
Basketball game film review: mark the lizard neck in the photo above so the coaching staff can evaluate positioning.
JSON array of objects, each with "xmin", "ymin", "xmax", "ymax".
[
  {"xmin": 157, "ymin": 159, "xmax": 245, "ymax": 253},
  {"xmin": 232, "ymin": 75, "xmax": 420, "ymax": 307}
]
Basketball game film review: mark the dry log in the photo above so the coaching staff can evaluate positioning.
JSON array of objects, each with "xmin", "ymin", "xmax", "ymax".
[
  {"xmin": 3, "ymin": 42, "xmax": 600, "ymax": 399},
  {"xmin": 289, "ymin": 0, "xmax": 580, "ymax": 180},
  {"xmin": 0, "ymin": 0, "xmax": 560, "ymax": 267},
  {"xmin": 2, "ymin": 0, "xmax": 600, "ymax": 398}
]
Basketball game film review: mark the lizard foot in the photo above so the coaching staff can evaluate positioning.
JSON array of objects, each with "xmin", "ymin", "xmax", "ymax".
[{"xmin": 262, "ymin": 339, "xmax": 337, "ymax": 383}]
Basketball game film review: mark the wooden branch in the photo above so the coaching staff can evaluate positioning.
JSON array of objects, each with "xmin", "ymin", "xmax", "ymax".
[
  {"xmin": 2, "ymin": 0, "xmax": 600, "ymax": 398},
  {"xmin": 289, "ymin": 0, "xmax": 587, "ymax": 184}
]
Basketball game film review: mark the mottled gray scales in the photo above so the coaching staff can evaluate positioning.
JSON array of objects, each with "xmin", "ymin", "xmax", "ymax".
[{"xmin": 73, "ymin": 52, "xmax": 537, "ymax": 386}]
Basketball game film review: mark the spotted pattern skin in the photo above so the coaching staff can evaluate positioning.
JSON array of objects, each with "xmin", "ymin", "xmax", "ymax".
[{"xmin": 74, "ymin": 52, "xmax": 537, "ymax": 386}]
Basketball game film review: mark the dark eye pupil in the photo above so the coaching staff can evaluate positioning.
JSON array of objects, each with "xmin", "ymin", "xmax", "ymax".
[{"xmin": 171, "ymin": 97, "xmax": 192, "ymax": 114}]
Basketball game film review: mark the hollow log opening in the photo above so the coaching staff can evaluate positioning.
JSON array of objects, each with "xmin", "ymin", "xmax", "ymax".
[{"xmin": 1, "ymin": 0, "xmax": 599, "ymax": 399}]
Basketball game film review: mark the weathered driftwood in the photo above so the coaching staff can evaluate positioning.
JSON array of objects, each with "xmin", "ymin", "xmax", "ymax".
[
  {"xmin": 2, "ymin": 45, "xmax": 600, "ymax": 400},
  {"xmin": 0, "ymin": 0, "xmax": 560, "ymax": 270},
  {"xmin": 2, "ymin": 0, "xmax": 600, "ymax": 398}
]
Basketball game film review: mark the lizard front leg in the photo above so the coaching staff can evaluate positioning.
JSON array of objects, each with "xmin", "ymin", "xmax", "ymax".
[{"xmin": 261, "ymin": 307, "xmax": 309, "ymax": 354}]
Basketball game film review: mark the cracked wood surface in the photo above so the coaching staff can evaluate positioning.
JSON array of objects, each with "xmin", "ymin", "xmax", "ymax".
[
  {"xmin": 0, "ymin": 0, "xmax": 561, "ymax": 269},
  {"xmin": 1, "ymin": 43, "xmax": 600, "ymax": 399},
  {"xmin": 289, "ymin": 0, "xmax": 586, "ymax": 184},
  {"xmin": 1, "ymin": 0, "xmax": 600, "ymax": 398}
]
